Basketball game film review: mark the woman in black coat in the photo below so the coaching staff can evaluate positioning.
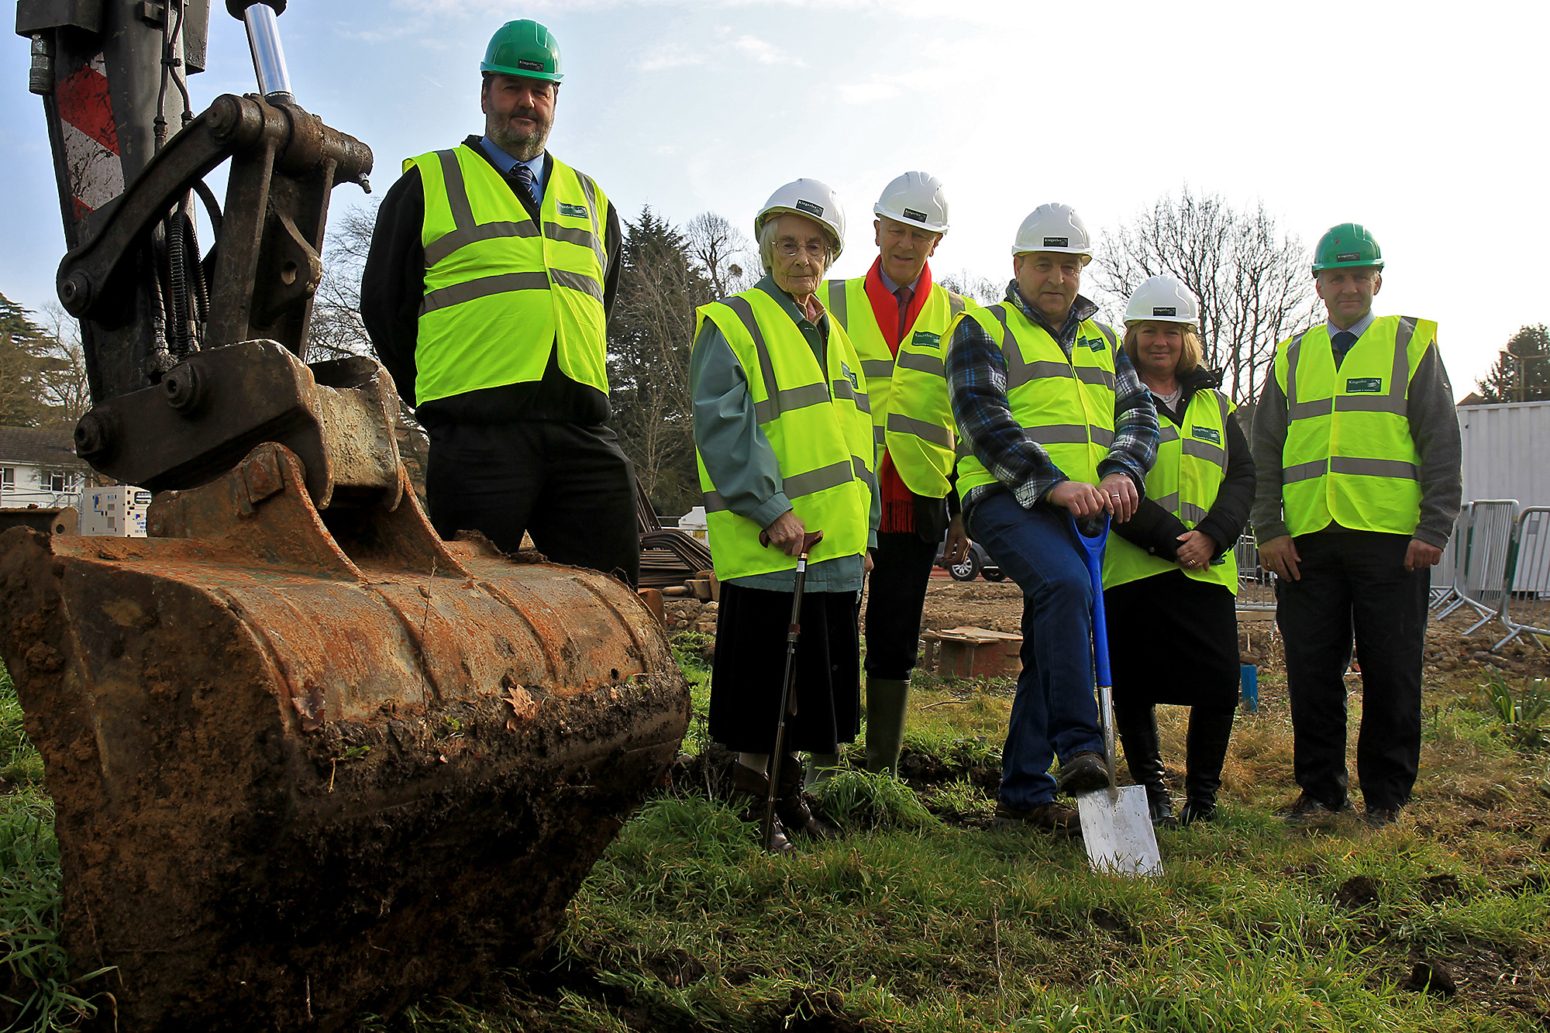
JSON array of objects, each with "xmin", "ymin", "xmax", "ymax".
[{"xmin": 1106, "ymin": 275, "xmax": 1255, "ymax": 825}]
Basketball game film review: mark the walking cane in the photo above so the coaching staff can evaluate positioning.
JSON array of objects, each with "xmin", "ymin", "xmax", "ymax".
[{"xmin": 758, "ymin": 528, "xmax": 824, "ymax": 853}]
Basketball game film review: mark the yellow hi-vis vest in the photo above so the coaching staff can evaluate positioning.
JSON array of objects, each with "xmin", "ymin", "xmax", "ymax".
[
  {"xmin": 1275, "ymin": 315, "xmax": 1437, "ymax": 537},
  {"xmin": 953, "ymin": 304, "xmax": 1119, "ymax": 493},
  {"xmin": 694, "ymin": 289, "xmax": 875, "ymax": 581},
  {"xmin": 406, "ymin": 145, "xmax": 611, "ymax": 405},
  {"xmin": 1104, "ymin": 388, "xmax": 1238, "ymax": 593},
  {"xmin": 819, "ymin": 276, "xmax": 972, "ymax": 498}
]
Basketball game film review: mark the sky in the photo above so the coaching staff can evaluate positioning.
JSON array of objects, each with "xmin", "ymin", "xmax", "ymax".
[{"xmin": 1, "ymin": 0, "xmax": 1543, "ymax": 401}]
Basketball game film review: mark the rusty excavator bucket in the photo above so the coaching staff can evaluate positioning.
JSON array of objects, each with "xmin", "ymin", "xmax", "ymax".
[{"xmin": 0, "ymin": 438, "xmax": 689, "ymax": 1030}]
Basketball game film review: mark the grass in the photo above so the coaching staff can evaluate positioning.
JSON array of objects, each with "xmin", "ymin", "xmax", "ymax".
[{"xmin": 3, "ymin": 645, "xmax": 1548, "ymax": 1031}]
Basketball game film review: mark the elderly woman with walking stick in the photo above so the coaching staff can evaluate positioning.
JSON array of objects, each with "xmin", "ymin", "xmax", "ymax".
[
  {"xmin": 1104, "ymin": 275, "xmax": 1255, "ymax": 826},
  {"xmin": 689, "ymin": 180, "xmax": 879, "ymax": 853}
]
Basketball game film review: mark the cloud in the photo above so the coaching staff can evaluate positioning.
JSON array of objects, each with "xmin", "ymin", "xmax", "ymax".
[
  {"xmin": 728, "ymin": 33, "xmax": 795, "ymax": 65},
  {"xmin": 838, "ymin": 82, "xmax": 901, "ymax": 105},
  {"xmin": 636, "ymin": 45, "xmax": 707, "ymax": 72}
]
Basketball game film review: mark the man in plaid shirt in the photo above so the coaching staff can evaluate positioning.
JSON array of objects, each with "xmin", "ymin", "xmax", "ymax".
[{"xmin": 946, "ymin": 203, "xmax": 1157, "ymax": 835}]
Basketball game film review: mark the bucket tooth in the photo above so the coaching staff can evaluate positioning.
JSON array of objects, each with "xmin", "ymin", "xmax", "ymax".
[{"xmin": 0, "ymin": 443, "xmax": 689, "ymax": 1032}]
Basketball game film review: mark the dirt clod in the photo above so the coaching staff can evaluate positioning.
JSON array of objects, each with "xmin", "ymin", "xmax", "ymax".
[{"xmin": 1335, "ymin": 875, "xmax": 1381, "ymax": 909}]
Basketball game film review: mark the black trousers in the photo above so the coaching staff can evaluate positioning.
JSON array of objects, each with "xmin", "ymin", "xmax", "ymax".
[
  {"xmin": 425, "ymin": 420, "xmax": 641, "ymax": 587},
  {"xmin": 1275, "ymin": 530, "xmax": 1428, "ymax": 811},
  {"xmin": 863, "ymin": 530, "xmax": 939, "ymax": 680}
]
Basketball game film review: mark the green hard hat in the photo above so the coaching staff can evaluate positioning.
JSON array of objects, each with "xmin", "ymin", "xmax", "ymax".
[
  {"xmin": 1312, "ymin": 222, "xmax": 1384, "ymax": 273},
  {"xmin": 481, "ymin": 19, "xmax": 563, "ymax": 83}
]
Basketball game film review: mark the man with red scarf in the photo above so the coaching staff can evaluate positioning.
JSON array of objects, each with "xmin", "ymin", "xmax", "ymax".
[{"xmin": 816, "ymin": 172, "xmax": 975, "ymax": 776}]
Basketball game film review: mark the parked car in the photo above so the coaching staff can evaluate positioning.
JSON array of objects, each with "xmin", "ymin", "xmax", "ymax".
[{"xmin": 933, "ymin": 532, "xmax": 1004, "ymax": 582}]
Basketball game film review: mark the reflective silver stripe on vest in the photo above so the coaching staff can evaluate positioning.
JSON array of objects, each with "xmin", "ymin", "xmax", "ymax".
[
  {"xmin": 887, "ymin": 412, "xmax": 952, "ymax": 449},
  {"xmin": 543, "ymin": 222, "xmax": 601, "ymax": 253},
  {"xmin": 1027, "ymin": 424, "xmax": 1090, "ymax": 445},
  {"xmin": 1091, "ymin": 427, "xmax": 1115, "ymax": 447},
  {"xmin": 851, "ymin": 455, "xmax": 875, "ymax": 492},
  {"xmin": 1284, "ymin": 328, "xmax": 1320, "ymax": 420},
  {"xmin": 573, "ymin": 171, "xmax": 608, "ymax": 271},
  {"xmin": 833, "ymin": 378, "xmax": 872, "ymax": 416},
  {"xmin": 1182, "ymin": 437, "xmax": 1227, "ymax": 469},
  {"xmin": 753, "ymin": 383, "xmax": 830, "ymax": 424},
  {"xmin": 1181, "ymin": 502, "xmax": 1210, "ymax": 523},
  {"xmin": 425, "ymin": 220, "xmax": 540, "ymax": 266},
  {"xmin": 1330, "ymin": 456, "xmax": 1418, "ymax": 479},
  {"xmin": 1334, "ymin": 394, "xmax": 1407, "ymax": 415},
  {"xmin": 825, "ymin": 279, "xmax": 849, "ymax": 330},
  {"xmin": 1021, "ymin": 359, "xmax": 1075, "ymax": 382},
  {"xmin": 785, "ymin": 460, "xmax": 855, "ymax": 499},
  {"xmin": 955, "ymin": 438, "xmax": 972, "ymax": 459},
  {"xmin": 1153, "ymin": 491, "xmax": 1179, "ymax": 512},
  {"xmin": 874, "ymin": 425, "xmax": 886, "ymax": 445},
  {"xmin": 862, "ymin": 359, "xmax": 895, "ymax": 378},
  {"xmin": 992, "ymin": 308, "xmax": 1034, "ymax": 389},
  {"xmin": 421, "ymin": 271, "xmax": 550, "ymax": 315},
  {"xmin": 550, "ymin": 268, "xmax": 604, "ymax": 302},
  {"xmin": 949, "ymin": 293, "xmax": 966, "ymax": 317},
  {"xmin": 1157, "ymin": 425, "xmax": 1181, "ymax": 444},
  {"xmin": 1095, "ymin": 322, "xmax": 1118, "ymax": 350},
  {"xmin": 1283, "ymin": 459, "xmax": 1326, "ymax": 484},
  {"xmin": 898, "ymin": 352, "xmax": 945, "ymax": 377},
  {"xmin": 437, "ymin": 150, "xmax": 475, "ymax": 230},
  {"xmin": 1075, "ymin": 366, "xmax": 1116, "ymax": 390},
  {"xmin": 704, "ymin": 490, "xmax": 729, "ymax": 513}
]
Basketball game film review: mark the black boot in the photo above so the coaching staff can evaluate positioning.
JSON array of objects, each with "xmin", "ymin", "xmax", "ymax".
[
  {"xmin": 1115, "ymin": 703, "xmax": 1175, "ymax": 828},
  {"xmin": 729, "ymin": 763, "xmax": 795, "ymax": 854},
  {"xmin": 775, "ymin": 754, "xmax": 836, "ymax": 839},
  {"xmin": 1179, "ymin": 709, "xmax": 1235, "ymax": 826}
]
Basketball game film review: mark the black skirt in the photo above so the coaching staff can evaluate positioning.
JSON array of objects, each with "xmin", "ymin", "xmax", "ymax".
[
  {"xmin": 708, "ymin": 582, "xmax": 861, "ymax": 754},
  {"xmin": 1103, "ymin": 570, "xmax": 1239, "ymax": 711}
]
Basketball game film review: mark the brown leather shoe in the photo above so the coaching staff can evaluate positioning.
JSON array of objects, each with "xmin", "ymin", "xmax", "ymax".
[
  {"xmin": 994, "ymin": 800, "xmax": 1082, "ymax": 837},
  {"xmin": 774, "ymin": 755, "xmax": 837, "ymax": 840},
  {"xmin": 730, "ymin": 763, "xmax": 796, "ymax": 854}
]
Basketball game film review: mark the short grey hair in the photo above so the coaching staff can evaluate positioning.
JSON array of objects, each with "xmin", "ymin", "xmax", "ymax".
[{"xmin": 758, "ymin": 214, "xmax": 836, "ymax": 275}]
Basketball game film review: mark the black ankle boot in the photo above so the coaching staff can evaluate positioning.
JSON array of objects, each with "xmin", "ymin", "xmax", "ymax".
[
  {"xmin": 775, "ymin": 754, "xmax": 836, "ymax": 839},
  {"xmin": 1115, "ymin": 703, "xmax": 1175, "ymax": 828},
  {"xmin": 729, "ymin": 763, "xmax": 795, "ymax": 853},
  {"xmin": 1179, "ymin": 709, "xmax": 1235, "ymax": 826}
]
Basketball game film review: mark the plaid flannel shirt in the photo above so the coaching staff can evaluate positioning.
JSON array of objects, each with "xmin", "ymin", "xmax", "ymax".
[{"xmin": 947, "ymin": 281, "xmax": 1158, "ymax": 521}]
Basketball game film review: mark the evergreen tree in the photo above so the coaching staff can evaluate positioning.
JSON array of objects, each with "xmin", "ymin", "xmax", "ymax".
[
  {"xmin": 0, "ymin": 292, "xmax": 64, "ymax": 426},
  {"xmin": 1477, "ymin": 324, "xmax": 1550, "ymax": 402}
]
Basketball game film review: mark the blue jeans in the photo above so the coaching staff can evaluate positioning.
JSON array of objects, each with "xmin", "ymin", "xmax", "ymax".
[{"xmin": 968, "ymin": 493, "xmax": 1103, "ymax": 809}]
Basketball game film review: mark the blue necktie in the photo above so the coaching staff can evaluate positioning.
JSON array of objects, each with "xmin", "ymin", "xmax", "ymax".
[
  {"xmin": 510, "ymin": 162, "xmax": 539, "ymax": 207},
  {"xmin": 1331, "ymin": 330, "xmax": 1358, "ymax": 368}
]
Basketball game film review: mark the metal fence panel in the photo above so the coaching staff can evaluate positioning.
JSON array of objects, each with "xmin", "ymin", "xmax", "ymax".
[
  {"xmin": 1458, "ymin": 500, "xmax": 1519, "ymax": 633},
  {"xmin": 1235, "ymin": 533, "xmax": 1276, "ymax": 611},
  {"xmin": 1497, "ymin": 506, "xmax": 1550, "ymax": 650}
]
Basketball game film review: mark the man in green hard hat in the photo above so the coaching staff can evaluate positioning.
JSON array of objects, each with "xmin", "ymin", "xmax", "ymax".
[
  {"xmin": 1251, "ymin": 223, "xmax": 1461, "ymax": 825},
  {"xmin": 363, "ymin": 19, "xmax": 638, "ymax": 585}
]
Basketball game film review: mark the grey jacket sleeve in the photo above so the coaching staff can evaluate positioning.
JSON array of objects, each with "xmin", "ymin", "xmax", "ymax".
[
  {"xmin": 1408, "ymin": 341, "xmax": 1463, "ymax": 548},
  {"xmin": 689, "ymin": 321, "xmax": 794, "ymax": 530},
  {"xmin": 1249, "ymin": 372, "xmax": 1292, "ymax": 541}
]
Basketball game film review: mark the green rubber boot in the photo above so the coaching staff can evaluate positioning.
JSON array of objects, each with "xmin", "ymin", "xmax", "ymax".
[{"xmin": 864, "ymin": 677, "xmax": 911, "ymax": 774}]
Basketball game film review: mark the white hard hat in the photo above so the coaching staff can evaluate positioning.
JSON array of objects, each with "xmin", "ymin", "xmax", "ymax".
[
  {"xmin": 1125, "ymin": 274, "xmax": 1200, "ymax": 328},
  {"xmin": 1011, "ymin": 202, "xmax": 1092, "ymax": 260},
  {"xmin": 874, "ymin": 171, "xmax": 949, "ymax": 234},
  {"xmin": 754, "ymin": 179, "xmax": 846, "ymax": 260}
]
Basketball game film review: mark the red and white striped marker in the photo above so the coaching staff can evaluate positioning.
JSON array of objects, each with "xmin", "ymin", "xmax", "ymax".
[{"xmin": 55, "ymin": 53, "xmax": 123, "ymax": 220}]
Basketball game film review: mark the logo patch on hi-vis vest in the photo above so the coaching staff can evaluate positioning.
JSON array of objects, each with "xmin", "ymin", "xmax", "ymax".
[
  {"xmin": 903, "ymin": 207, "xmax": 928, "ymax": 223},
  {"xmin": 1346, "ymin": 377, "xmax": 1383, "ymax": 393},
  {"xmin": 1043, "ymin": 236, "xmax": 1068, "ymax": 247},
  {"xmin": 1192, "ymin": 426, "xmax": 1221, "ymax": 444},
  {"xmin": 557, "ymin": 202, "xmax": 589, "ymax": 218},
  {"xmin": 1084, "ymin": 337, "xmax": 1104, "ymax": 351},
  {"xmin": 911, "ymin": 330, "xmax": 941, "ymax": 349},
  {"xmin": 795, "ymin": 199, "xmax": 824, "ymax": 217},
  {"xmin": 841, "ymin": 362, "xmax": 858, "ymax": 390}
]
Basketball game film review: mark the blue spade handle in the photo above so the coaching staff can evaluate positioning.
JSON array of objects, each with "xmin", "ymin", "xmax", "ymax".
[{"xmin": 1068, "ymin": 514, "xmax": 1112, "ymax": 689}]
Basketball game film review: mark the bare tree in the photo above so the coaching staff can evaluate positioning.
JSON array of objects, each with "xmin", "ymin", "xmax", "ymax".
[
  {"xmin": 684, "ymin": 212, "xmax": 758, "ymax": 298},
  {"xmin": 39, "ymin": 303, "xmax": 91, "ymax": 424},
  {"xmin": 308, "ymin": 200, "xmax": 380, "ymax": 361},
  {"xmin": 1093, "ymin": 188, "xmax": 1318, "ymax": 403},
  {"xmin": 938, "ymin": 270, "xmax": 1004, "ymax": 306}
]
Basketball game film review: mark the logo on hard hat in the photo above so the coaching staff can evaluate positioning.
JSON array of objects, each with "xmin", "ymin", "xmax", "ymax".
[
  {"xmin": 795, "ymin": 199, "xmax": 824, "ymax": 217},
  {"xmin": 517, "ymin": 58, "xmax": 544, "ymax": 71},
  {"xmin": 1043, "ymin": 236, "xmax": 1068, "ymax": 247},
  {"xmin": 903, "ymin": 208, "xmax": 928, "ymax": 223},
  {"xmin": 1336, "ymin": 252, "xmax": 1360, "ymax": 262},
  {"xmin": 1152, "ymin": 307, "xmax": 1176, "ymax": 316}
]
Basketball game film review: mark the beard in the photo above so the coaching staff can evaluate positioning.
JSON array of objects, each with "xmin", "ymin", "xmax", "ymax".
[{"xmin": 487, "ymin": 108, "xmax": 552, "ymax": 161}]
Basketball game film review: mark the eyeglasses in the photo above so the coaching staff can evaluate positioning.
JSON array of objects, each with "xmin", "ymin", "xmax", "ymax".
[{"xmin": 775, "ymin": 241, "xmax": 830, "ymax": 260}]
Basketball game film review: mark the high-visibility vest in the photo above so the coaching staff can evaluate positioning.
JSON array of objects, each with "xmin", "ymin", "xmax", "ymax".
[
  {"xmin": 1104, "ymin": 388, "xmax": 1238, "ymax": 593},
  {"xmin": 694, "ymin": 289, "xmax": 875, "ymax": 581},
  {"xmin": 1275, "ymin": 315, "xmax": 1437, "ymax": 537},
  {"xmin": 953, "ymin": 304, "xmax": 1119, "ymax": 494},
  {"xmin": 405, "ymin": 145, "xmax": 610, "ymax": 405},
  {"xmin": 819, "ymin": 277, "xmax": 972, "ymax": 498}
]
